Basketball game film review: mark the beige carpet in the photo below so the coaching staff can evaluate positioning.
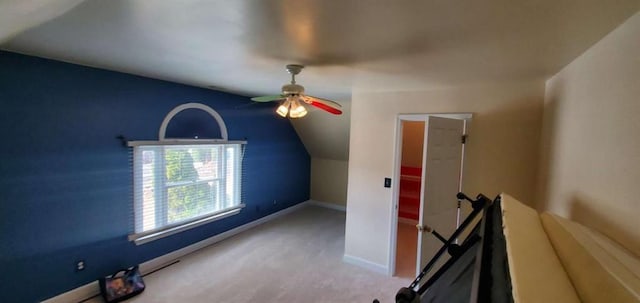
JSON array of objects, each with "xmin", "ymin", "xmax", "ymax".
[{"xmin": 86, "ymin": 205, "xmax": 410, "ymax": 303}]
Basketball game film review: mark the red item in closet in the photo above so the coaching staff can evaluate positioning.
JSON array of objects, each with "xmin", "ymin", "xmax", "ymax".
[{"xmin": 399, "ymin": 166, "xmax": 421, "ymax": 221}]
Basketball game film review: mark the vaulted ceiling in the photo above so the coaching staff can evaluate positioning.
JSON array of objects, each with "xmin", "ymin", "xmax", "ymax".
[{"xmin": 2, "ymin": 0, "xmax": 638, "ymax": 160}]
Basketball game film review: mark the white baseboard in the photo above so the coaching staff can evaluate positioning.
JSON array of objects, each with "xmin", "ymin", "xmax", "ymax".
[
  {"xmin": 43, "ymin": 201, "xmax": 311, "ymax": 303},
  {"xmin": 343, "ymin": 254, "xmax": 389, "ymax": 275},
  {"xmin": 308, "ymin": 200, "xmax": 346, "ymax": 212}
]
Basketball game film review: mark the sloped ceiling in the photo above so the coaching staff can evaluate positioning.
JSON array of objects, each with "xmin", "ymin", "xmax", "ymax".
[
  {"xmin": 1, "ymin": 0, "xmax": 638, "ymax": 161},
  {"xmin": 0, "ymin": 0, "xmax": 84, "ymax": 42},
  {"xmin": 291, "ymin": 102, "xmax": 350, "ymax": 160}
]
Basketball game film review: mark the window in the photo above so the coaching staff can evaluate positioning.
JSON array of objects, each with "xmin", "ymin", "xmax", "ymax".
[{"xmin": 130, "ymin": 143, "xmax": 243, "ymax": 244}]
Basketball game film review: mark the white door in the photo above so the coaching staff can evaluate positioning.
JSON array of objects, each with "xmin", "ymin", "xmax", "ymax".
[{"xmin": 415, "ymin": 116, "xmax": 465, "ymax": 276}]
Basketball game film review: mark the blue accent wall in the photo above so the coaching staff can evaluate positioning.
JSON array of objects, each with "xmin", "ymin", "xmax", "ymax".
[{"xmin": 0, "ymin": 51, "xmax": 310, "ymax": 302}]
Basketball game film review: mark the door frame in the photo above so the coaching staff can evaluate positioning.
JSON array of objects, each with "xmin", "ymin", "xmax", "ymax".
[{"xmin": 388, "ymin": 113, "xmax": 472, "ymax": 277}]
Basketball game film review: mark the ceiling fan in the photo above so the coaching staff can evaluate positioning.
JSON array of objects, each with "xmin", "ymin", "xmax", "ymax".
[{"xmin": 251, "ymin": 64, "xmax": 342, "ymax": 118}]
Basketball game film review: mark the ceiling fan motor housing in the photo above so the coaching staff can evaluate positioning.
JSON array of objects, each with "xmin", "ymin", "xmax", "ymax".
[
  {"xmin": 286, "ymin": 64, "xmax": 304, "ymax": 75},
  {"xmin": 282, "ymin": 83, "xmax": 305, "ymax": 96}
]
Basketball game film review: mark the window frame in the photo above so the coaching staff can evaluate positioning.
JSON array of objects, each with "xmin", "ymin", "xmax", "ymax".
[{"xmin": 128, "ymin": 140, "xmax": 246, "ymax": 245}]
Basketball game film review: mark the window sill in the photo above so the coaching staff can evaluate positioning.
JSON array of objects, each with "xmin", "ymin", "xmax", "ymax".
[{"xmin": 129, "ymin": 205, "xmax": 245, "ymax": 245}]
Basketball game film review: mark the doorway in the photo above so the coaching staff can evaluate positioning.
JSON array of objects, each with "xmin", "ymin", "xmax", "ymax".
[
  {"xmin": 394, "ymin": 120, "xmax": 424, "ymax": 278},
  {"xmin": 390, "ymin": 113, "xmax": 471, "ymax": 278}
]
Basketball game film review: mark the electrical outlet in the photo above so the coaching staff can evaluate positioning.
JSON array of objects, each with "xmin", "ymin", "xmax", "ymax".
[
  {"xmin": 76, "ymin": 260, "xmax": 85, "ymax": 272},
  {"xmin": 273, "ymin": 200, "xmax": 277, "ymax": 205}
]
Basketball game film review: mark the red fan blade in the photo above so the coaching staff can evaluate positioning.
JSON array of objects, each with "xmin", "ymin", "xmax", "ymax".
[
  {"xmin": 308, "ymin": 99, "xmax": 342, "ymax": 115},
  {"xmin": 306, "ymin": 95, "xmax": 342, "ymax": 108}
]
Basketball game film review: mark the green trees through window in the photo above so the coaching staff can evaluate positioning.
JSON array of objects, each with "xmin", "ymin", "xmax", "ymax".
[{"xmin": 165, "ymin": 148, "xmax": 214, "ymax": 223}]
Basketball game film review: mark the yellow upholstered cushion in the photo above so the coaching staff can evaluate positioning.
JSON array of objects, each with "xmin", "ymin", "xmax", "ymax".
[
  {"xmin": 500, "ymin": 193, "xmax": 580, "ymax": 303},
  {"xmin": 541, "ymin": 213, "xmax": 640, "ymax": 302}
]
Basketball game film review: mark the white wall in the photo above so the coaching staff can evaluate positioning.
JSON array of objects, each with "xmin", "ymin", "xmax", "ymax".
[
  {"xmin": 291, "ymin": 103, "xmax": 351, "ymax": 207},
  {"xmin": 345, "ymin": 81, "xmax": 544, "ymax": 268},
  {"xmin": 537, "ymin": 12, "xmax": 640, "ymax": 256},
  {"xmin": 310, "ymin": 158, "xmax": 349, "ymax": 206}
]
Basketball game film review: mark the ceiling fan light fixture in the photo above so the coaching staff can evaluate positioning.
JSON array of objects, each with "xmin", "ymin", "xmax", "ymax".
[
  {"xmin": 288, "ymin": 97, "xmax": 307, "ymax": 118},
  {"xmin": 276, "ymin": 98, "xmax": 291, "ymax": 117}
]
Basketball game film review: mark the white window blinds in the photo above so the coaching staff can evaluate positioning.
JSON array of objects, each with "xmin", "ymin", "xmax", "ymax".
[{"xmin": 130, "ymin": 143, "xmax": 244, "ymax": 243}]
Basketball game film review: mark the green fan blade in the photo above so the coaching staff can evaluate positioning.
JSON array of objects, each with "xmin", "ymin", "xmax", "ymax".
[{"xmin": 251, "ymin": 95, "xmax": 285, "ymax": 102}]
